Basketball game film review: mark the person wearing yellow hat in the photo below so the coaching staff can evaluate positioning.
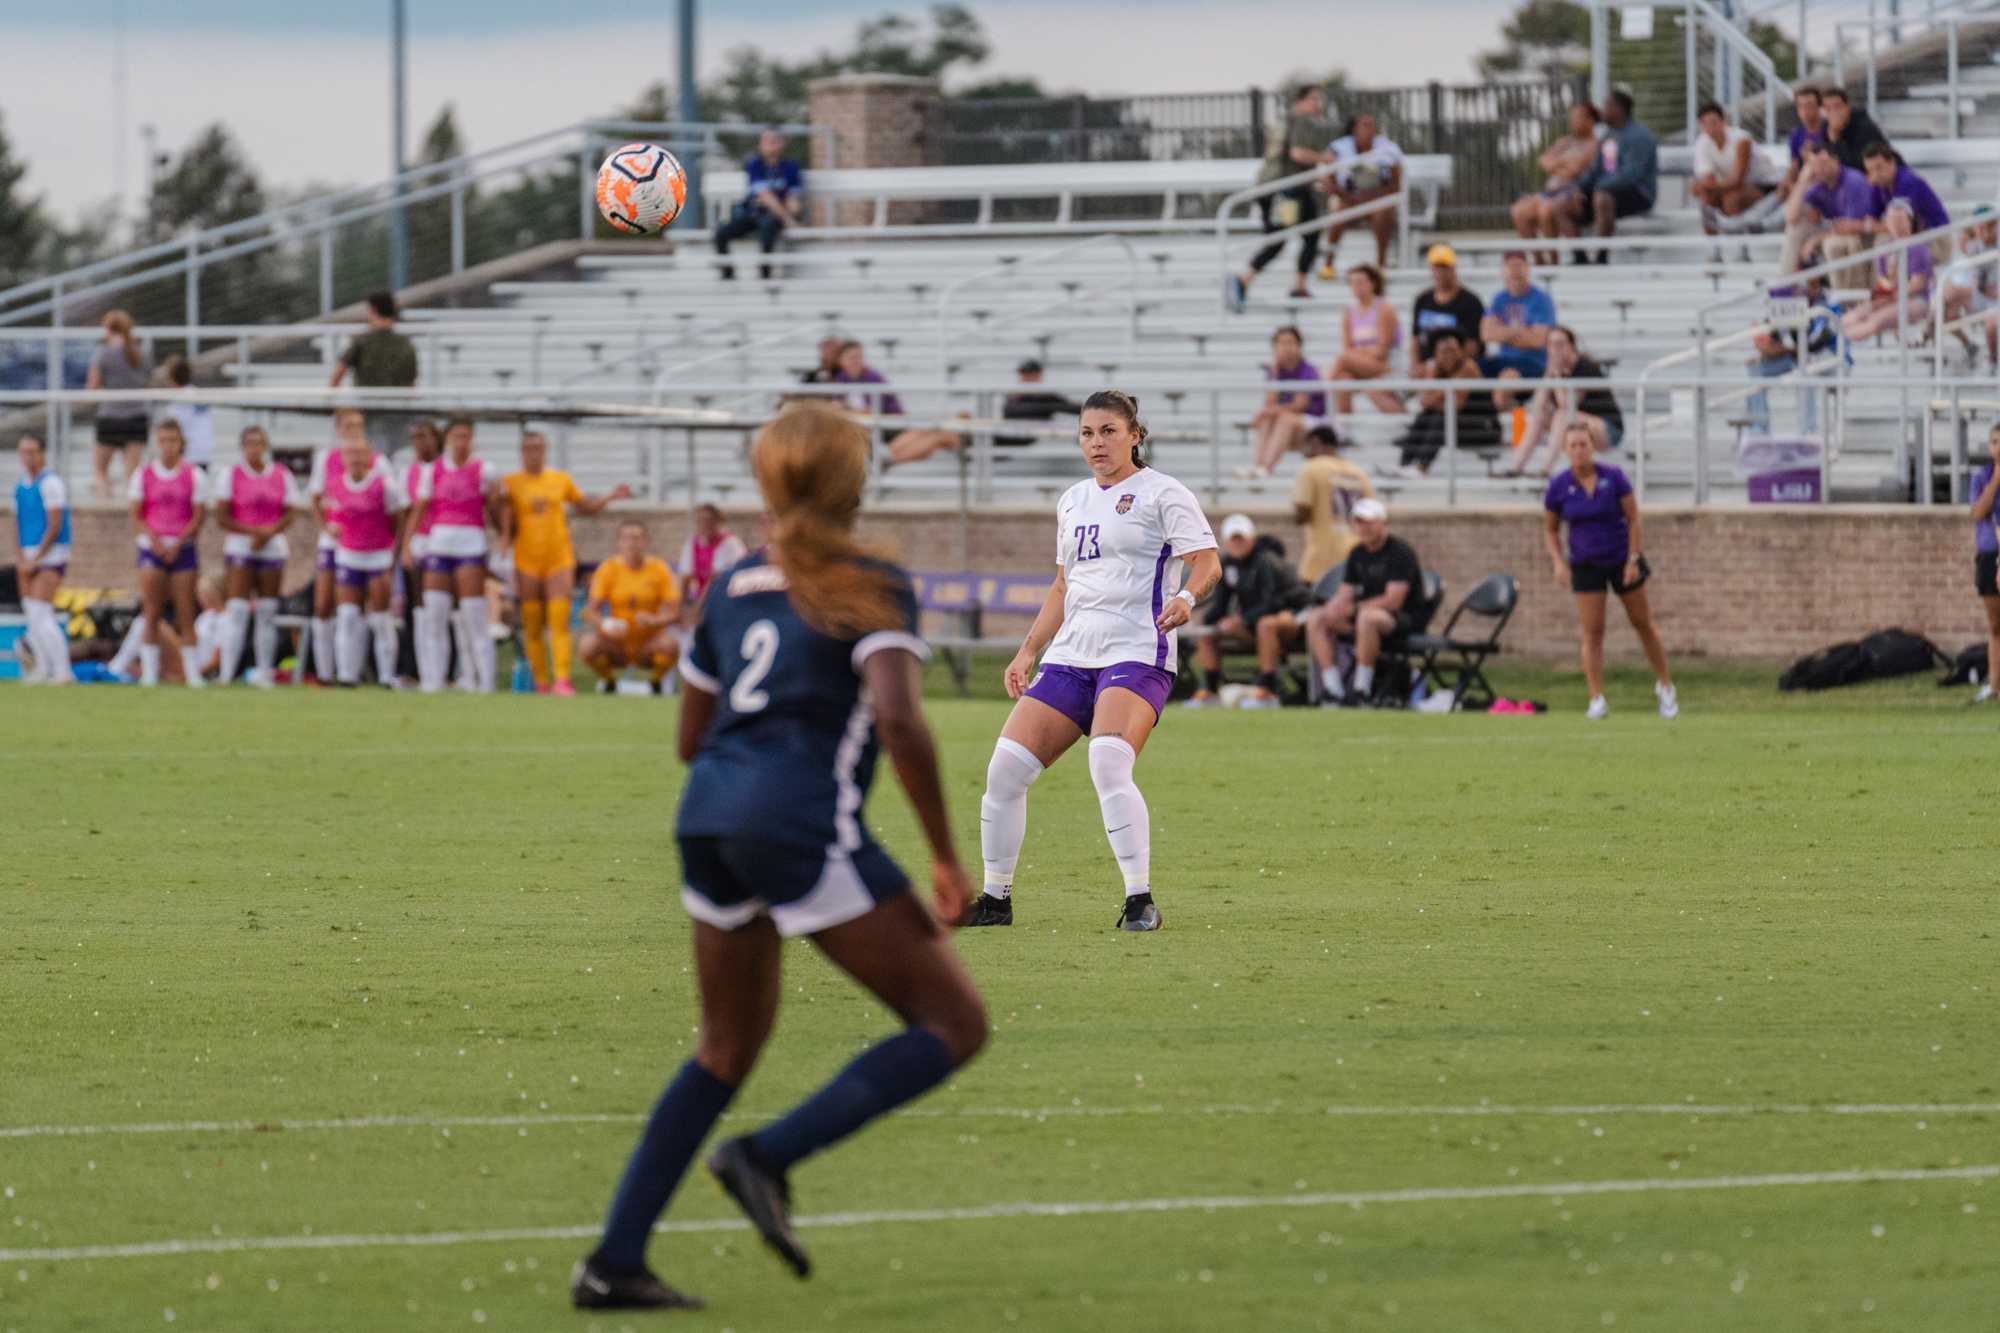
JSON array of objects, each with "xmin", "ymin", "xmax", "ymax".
[{"xmin": 1411, "ymin": 244, "xmax": 1485, "ymax": 363}]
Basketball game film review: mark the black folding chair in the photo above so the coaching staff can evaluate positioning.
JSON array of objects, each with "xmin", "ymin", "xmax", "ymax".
[
  {"xmin": 1409, "ymin": 573, "xmax": 1518, "ymax": 711},
  {"xmin": 1373, "ymin": 569, "xmax": 1446, "ymax": 705}
]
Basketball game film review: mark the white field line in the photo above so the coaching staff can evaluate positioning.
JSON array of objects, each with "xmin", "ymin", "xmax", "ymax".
[
  {"xmin": 3, "ymin": 1163, "xmax": 1995, "ymax": 1264},
  {"xmin": 5, "ymin": 1100, "xmax": 1998, "ymax": 1141}
]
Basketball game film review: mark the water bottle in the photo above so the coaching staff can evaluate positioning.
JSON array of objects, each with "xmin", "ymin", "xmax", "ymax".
[{"xmin": 510, "ymin": 656, "xmax": 534, "ymax": 693}]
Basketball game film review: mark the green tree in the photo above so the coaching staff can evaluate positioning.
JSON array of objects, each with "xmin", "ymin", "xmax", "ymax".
[
  {"xmin": 407, "ymin": 105, "xmax": 469, "ymax": 285},
  {"xmin": 1477, "ymin": 0, "xmax": 1591, "ymax": 78},
  {"xmin": 133, "ymin": 124, "xmax": 294, "ymax": 327},
  {"xmin": 0, "ymin": 109, "xmax": 53, "ymax": 291}
]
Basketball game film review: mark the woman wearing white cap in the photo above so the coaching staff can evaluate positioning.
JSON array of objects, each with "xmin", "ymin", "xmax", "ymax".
[{"xmin": 968, "ymin": 391, "xmax": 1220, "ymax": 932}]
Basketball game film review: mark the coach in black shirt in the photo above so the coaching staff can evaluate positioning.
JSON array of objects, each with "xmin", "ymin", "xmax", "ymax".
[{"xmin": 1303, "ymin": 497, "xmax": 1424, "ymax": 705}]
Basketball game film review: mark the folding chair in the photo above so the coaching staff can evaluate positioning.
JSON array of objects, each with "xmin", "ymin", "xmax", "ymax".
[
  {"xmin": 1373, "ymin": 569, "xmax": 1446, "ymax": 705},
  {"xmin": 1409, "ymin": 573, "xmax": 1518, "ymax": 711}
]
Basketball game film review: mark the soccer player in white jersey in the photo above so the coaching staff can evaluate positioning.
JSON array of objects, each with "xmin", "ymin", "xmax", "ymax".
[{"xmin": 969, "ymin": 391, "xmax": 1220, "ymax": 931}]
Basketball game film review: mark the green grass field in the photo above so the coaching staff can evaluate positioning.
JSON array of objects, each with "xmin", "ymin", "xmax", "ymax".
[{"xmin": 3, "ymin": 665, "xmax": 1997, "ymax": 1332}]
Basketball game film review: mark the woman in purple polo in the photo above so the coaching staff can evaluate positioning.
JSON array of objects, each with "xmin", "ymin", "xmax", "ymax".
[
  {"xmin": 1969, "ymin": 425, "xmax": 2000, "ymax": 704},
  {"xmin": 1245, "ymin": 324, "xmax": 1327, "ymax": 477},
  {"xmin": 1541, "ymin": 421, "xmax": 1677, "ymax": 720},
  {"xmin": 127, "ymin": 417, "xmax": 208, "ymax": 687},
  {"xmin": 967, "ymin": 391, "xmax": 1221, "ymax": 933},
  {"xmin": 830, "ymin": 339, "xmax": 959, "ymax": 467}
]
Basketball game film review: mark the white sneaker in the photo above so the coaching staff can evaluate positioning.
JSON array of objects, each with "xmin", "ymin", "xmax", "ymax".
[
  {"xmin": 1972, "ymin": 684, "xmax": 1994, "ymax": 704},
  {"xmin": 1655, "ymin": 682, "xmax": 1678, "ymax": 719},
  {"xmin": 1585, "ymin": 695, "xmax": 1609, "ymax": 721},
  {"xmin": 1238, "ymin": 688, "xmax": 1282, "ymax": 710}
]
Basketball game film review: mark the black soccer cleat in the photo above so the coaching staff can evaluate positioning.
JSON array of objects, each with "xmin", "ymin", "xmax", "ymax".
[
  {"xmin": 569, "ymin": 1256, "xmax": 704, "ymax": 1311},
  {"xmin": 596, "ymin": 678, "xmax": 616, "ymax": 695},
  {"xmin": 708, "ymin": 1136, "xmax": 811, "ymax": 1278},
  {"xmin": 1116, "ymin": 894, "xmax": 1162, "ymax": 932},
  {"xmin": 962, "ymin": 893, "xmax": 1013, "ymax": 927}
]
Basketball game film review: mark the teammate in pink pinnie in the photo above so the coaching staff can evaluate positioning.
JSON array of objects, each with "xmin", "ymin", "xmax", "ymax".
[
  {"xmin": 407, "ymin": 416, "xmax": 498, "ymax": 693},
  {"xmin": 212, "ymin": 425, "xmax": 300, "ymax": 686},
  {"xmin": 126, "ymin": 417, "xmax": 209, "ymax": 687},
  {"xmin": 317, "ymin": 427, "xmax": 408, "ymax": 687}
]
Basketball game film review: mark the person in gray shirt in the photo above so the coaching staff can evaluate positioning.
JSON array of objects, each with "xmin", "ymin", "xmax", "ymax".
[
  {"xmin": 87, "ymin": 308, "xmax": 154, "ymax": 498},
  {"xmin": 1561, "ymin": 89, "xmax": 1658, "ymax": 265}
]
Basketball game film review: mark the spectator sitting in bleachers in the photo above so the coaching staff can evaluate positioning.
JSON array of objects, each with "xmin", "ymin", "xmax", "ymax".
[
  {"xmin": 1292, "ymin": 426, "xmax": 1376, "ymax": 583},
  {"xmin": 1396, "ymin": 332, "xmax": 1498, "ymax": 476},
  {"xmin": 1561, "ymin": 89, "xmax": 1656, "ymax": 264},
  {"xmin": 1188, "ymin": 513, "xmax": 1309, "ymax": 708},
  {"xmin": 1304, "ymin": 497, "xmax": 1419, "ymax": 708},
  {"xmin": 1745, "ymin": 326, "xmax": 1802, "ymax": 432},
  {"xmin": 1245, "ymin": 325, "xmax": 1327, "ymax": 478},
  {"xmin": 829, "ymin": 340, "xmax": 961, "ymax": 466},
  {"xmin": 1820, "ymin": 87, "xmax": 1887, "ymax": 173},
  {"xmin": 996, "ymin": 359, "xmax": 1083, "ymax": 446},
  {"xmin": 1943, "ymin": 206, "xmax": 1999, "ymax": 364},
  {"xmin": 800, "ymin": 335, "xmax": 843, "ymax": 385},
  {"xmin": 1862, "ymin": 143, "xmax": 1950, "ymax": 259},
  {"xmin": 1781, "ymin": 85, "xmax": 1827, "ymax": 197},
  {"xmin": 1692, "ymin": 102, "xmax": 1782, "ymax": 235},
  {"xmin": 1786, "ymin": 142, "xmax": 1874, "ymax": 287},
  {"xmin": 1511, "ymin": 102, "xmax": 1602, "ymax": 267},
  {"xmin": 1412, "ymin": 245, "xmax": 1483, "ymax": 361},
  {"xmin": 1318, "ymin": 113, "xmax": 1403, "ymax": 273},
  {"xmin": 1479, "ymin": 250, "xmax": 1556, "ymax": 409},
  {"xmin": 714, "ymin": 128, "xmax": 801, "ymax": 282},
  {"xmin": 1505, "ymin": 325, "xmax": 1623, "ymax": 477},
  {"xmin": 1230, "ymin": 84, "xmax": 1333, "ymax": 308},
  {"xmin": 1842, "ymin": 199, "xmax": 1933, "ymax": 342},
  {"xmin": 1330, "ymin": 264, "xmax": 1404, "ymax": 416}
]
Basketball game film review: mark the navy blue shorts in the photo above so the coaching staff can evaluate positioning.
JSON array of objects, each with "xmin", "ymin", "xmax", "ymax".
[{"xmin": 678, "ymin": 835, "xmax": 910, "ymax": 937}]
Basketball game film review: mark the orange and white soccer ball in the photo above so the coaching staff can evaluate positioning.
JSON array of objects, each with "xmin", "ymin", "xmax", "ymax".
[{"xmin": 595, "ymin": 143, "xmax": 687, "ymax": 236}]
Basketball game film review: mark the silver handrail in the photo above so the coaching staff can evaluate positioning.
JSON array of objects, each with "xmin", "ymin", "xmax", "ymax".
[
  {"xmin": 1686, "ymin": 0, "xmax": 1783, "ymax": 143},
  {"xmin": 935, "ymin": 233, "xmax": 1140, "ymax": 390},
  {"xmin": 1214, "ymin": 163, "xmax": 1408, "ymax": 315}
]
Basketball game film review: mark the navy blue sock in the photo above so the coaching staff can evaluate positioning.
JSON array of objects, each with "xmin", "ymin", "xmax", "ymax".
[
  {"xmin": 594, "ymin": 1059, "xmax": 737, "ymax": 1270},
  {"xmin": 750, "ymin": 1027, "xmax": 955, "ymax": 1171}
]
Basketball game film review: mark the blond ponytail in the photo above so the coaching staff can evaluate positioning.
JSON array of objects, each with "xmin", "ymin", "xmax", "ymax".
[{"xmin": 752, "ymin": 403, "xmax": 904, "ymax": 639}]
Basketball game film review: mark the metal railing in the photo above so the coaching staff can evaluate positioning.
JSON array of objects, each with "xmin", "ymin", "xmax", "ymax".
[
  {"xmin": 1214, "ymin": 164, "xmax": 1410, "ymax": 315},
  {"xmin": 26, "ymin": 369, "xmax": 2000, "ymax": 514},
  {"xmin": 935, "ymin": 234, "xmax": 1140, "ymax": 389},
  {"xmin": 1690, "ymin": 0, "xmax": 1785, "ymax": 142},
  {"xmin": 0, "ymin": 118, "xmax": 829, "ymax": 333},
  {"xmin": 1832, "ymin": 0, "xmax": 2000, "ymax": 120}
]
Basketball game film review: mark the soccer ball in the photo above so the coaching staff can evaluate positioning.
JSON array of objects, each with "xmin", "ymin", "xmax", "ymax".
[{"xmin": 595, "ymin": 143, "xmax": 687, "ymax": 236}]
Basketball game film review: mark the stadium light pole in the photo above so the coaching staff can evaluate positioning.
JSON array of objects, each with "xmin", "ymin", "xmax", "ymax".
[
  {"xmin": 677, "ymin": 0, "xmax": 704, "ymax": 229},
  {"xmin": 389, "ymin": 0, "xmax": 410, "ymax": 292}
]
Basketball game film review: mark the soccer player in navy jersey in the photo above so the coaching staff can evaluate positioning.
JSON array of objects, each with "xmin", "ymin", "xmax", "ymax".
[{"xmin": 572, "ymin": 403, "xmax": 986, "ymax": 1313}]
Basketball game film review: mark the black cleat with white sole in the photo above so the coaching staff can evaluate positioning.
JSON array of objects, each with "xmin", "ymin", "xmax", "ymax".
[
  {"xmin": 1116, "ymin": 894, "xmax": 1162, "ymax": 932},
  {"xmin": 708, "ymin": 1136, "xmax": 811, "ymax": 1278},
  {"xmin": 569, "ymin": 1256, "xmax": 704, "ymax": 1311},
  {"xmin": 962, "ymin": 893, "xmax": 1013, "ymax": 927}
]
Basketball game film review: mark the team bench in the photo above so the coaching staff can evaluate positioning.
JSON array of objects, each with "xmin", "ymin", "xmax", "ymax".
[{"xmin": 912, "ymin": 570, "xmax": 1050, "ymax": 693}]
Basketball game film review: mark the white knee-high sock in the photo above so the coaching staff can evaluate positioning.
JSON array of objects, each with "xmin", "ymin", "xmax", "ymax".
[
  {"xmin": 139, "ymin": 637, "xmax": 161, "ymax": 686},
  {"xmin": 458, "ymin": 596, "xmax": 493, "ymax": 692},
  {"xmin": 334, "ymin": 603, "xmax": 365, "ymax": 684},
  {"xmin": 312, "ymin": 617, "xmax": 336, "ymax": 682},
  {"xmin": 179, "ymin": 645, "xmax": 206, "ymax": 688},
  {"xmin": 979, "ymin": 738, "xmax": 1043, "ymax": 898},
  {"xmin": 421, "ymin": 590, "xmax": 455, "ymax": 692},
  {"xmin": 219, "ymin": 598, "xmax": 252, "ymax": 685},
  {"xmin": 24, "ymin": 600, "xmax": 71, "ymax": 682},
  {"xmin": 1087, "ymin": 736, "xmax": 1150, "ymax": 897},
  {"xmin": 252, "ymin": 598, "xmax": 280, "ymax": 678},
  {"xmin": 368, "ymin": 611, "xmax": 399, "ymax": 686},
  {"xmin": 110, "ymin": 617, "xmax": 146, "ymax": 676}
]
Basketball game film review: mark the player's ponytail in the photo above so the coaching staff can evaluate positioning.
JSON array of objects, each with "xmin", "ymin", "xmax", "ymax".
[
  {"xmin": 751, "ymin": 402, "xmax": 905, "ymax": 639},
  {"xmin": 1083, "ymin": 388, "xmax": 1150, "ymax": 468}
]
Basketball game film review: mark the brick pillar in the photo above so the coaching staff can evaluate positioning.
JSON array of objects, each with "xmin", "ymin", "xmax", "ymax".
[{"xmin": 806, "ymin": 73, "xmax": 939, "ymax": 227}]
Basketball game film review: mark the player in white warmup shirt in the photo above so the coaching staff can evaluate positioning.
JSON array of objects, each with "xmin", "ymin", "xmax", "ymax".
[{"xmin": 968, "ymin": 390, "xmax": 1221, "ymax": 931}]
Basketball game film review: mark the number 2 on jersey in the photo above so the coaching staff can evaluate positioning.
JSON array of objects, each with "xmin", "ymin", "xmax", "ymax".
[
  {"xmin": 731, "ymin": 619, "xmax": 779, "ymax": 713},
  {"xmin": 1073, "ymin": 523, "xmax": 1102, "ymax": 562}
]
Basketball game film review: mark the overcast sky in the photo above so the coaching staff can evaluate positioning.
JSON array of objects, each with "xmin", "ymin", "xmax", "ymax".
[{"xmin": 5, "ymin": 1, "xmax": 1504, "ymax": 219}]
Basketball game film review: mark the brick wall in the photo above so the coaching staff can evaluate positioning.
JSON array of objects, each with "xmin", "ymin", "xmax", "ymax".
[
  {"xmin": 805, "ymin": 73, "xmax": 940, "ymax": 227},
  {"xmin": 12, "ymin": 502, "xmax": 1990, "ymax": 660}
]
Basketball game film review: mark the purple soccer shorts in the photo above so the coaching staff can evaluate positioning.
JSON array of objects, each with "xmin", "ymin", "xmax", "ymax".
[{"xmin": 1023, "ymin": 661, "xmax": 1176, "ymax": 733}]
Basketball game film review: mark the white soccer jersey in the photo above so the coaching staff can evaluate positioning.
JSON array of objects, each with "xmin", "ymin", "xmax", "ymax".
[{"xmin": 1044, "ymin": 467, "xmax": 1216, "ymax": 671}]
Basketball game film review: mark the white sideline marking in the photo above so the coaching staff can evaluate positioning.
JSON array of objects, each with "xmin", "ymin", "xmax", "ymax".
[
  {"xmin": 6, "ymin": 1101, "xmax": 1998, "ymax": 1141},
  {"xmin": 3, "ymin": 1164, "xmax": 1994, "ymax": 1264}
]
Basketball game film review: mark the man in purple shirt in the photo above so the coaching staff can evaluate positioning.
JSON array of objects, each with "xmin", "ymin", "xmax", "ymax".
[
  {"xmin": 1784, "ymin": 143, "xmax": 1873, "ymax": 286},
  {"xmin": 1862, "ymin": 143, "xmax": 1949, "ymax": 238},
  {"xmin": 1783, "ymin": 85, "xmax": 1826, "ymax": 191}
]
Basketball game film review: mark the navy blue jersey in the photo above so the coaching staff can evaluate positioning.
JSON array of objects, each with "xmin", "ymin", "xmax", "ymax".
[{"xmin": 675, "ymin": 552, "xmax": 928, "ymax": 851}]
